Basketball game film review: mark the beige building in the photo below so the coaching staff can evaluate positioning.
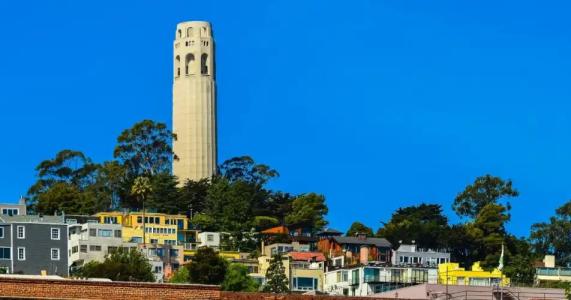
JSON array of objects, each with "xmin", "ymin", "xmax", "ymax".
[{"xmin": 172, "ymin": 21, "xmax": 217, "ymax": 183}]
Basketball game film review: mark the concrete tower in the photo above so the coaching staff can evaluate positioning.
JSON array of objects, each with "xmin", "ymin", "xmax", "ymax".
[{"xmin": 172, "ymin": 21, "xmax": 217, "ymax": 183}]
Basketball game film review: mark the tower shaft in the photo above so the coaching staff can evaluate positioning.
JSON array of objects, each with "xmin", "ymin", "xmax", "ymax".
[{"xmin": 172, "ymin": 21, "xmax": 217, "ymax": 183}]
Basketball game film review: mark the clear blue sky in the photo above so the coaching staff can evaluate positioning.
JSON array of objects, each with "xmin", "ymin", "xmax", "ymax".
[{"xmin": 1, "ymin": 1, "xmax": 570, "ymax": 237}]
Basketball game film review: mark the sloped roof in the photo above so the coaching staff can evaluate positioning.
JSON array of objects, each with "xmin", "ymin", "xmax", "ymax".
[
  {"xmin": 288, "ymin": 251, "xmax": 326, "ymax": 262},
  {"xmin": 333, "ymin": 236, "xmax": 392, "ymax": 248},
  {"xmin": 261, "ymin": 225, "xmax": 289, "ymax": 234},
  {"xmin": 318, "ymin": 228, "xmax": 342, "ymax": 235}
]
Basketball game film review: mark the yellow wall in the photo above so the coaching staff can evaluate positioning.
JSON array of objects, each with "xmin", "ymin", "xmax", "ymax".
[
  {"xmin": 96, "ymin": 212, "xmax": 188, "ymax": 245},
  {"xmin": 438, "ymin": 262, "xmax": 510, "ymax": 286}
]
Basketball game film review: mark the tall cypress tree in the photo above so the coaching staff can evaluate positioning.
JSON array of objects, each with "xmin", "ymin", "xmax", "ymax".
[{"xmin": 263, "ymin": 255, "xmax": 290, "ymax": 293}]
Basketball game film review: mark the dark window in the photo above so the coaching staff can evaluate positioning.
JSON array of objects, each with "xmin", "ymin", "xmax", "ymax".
[
  {"xmin": 114, "ymin": 230, "xmax": 121, "ymax": 238},
  {"xmin": 0, "ymin": 247, "xmax": 10, "ymax": 259},
  {"xmin": 80, "ymin": 245, "xmax": 87, "ymax": 253},
  {"xmin": 89, "ymin": 229, "xmax": 96, "ymax": 237}
]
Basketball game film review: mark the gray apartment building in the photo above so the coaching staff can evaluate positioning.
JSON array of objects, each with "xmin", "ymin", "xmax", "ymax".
[{"xmin": 0, "ymin": 215, "xmax": 68, "ymax": 276}]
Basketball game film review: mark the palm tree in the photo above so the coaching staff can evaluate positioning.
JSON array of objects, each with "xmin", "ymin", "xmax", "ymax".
[{"xmin": 131, "ymin": 176, "xmax": 152, "ymax": 247}]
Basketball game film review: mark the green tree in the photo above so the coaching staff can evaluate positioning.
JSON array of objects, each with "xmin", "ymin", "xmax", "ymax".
[
  {"xmin": 169, "ymin": 267, "xmax": 190, "ymax": 283},
  {"xmin": 465, "ymin": 203, "xmax": 510, "ymax": 269},
  {"xmin": 131, "ymin": 176, "xmax": 152, "ymax": 244},
  {"xmin": 453, "ymin": 174, "xmax": 518, "ymax": 218},
  {"xmin": 178, "ymin": 178, "xmax": 210, "ymax": 217},
  {"xmin": 114, "ymin": 120, "xmax": 176, "ymax": 177},
  {"xmin": 531, "ymin": 201, "xmax": 571, "ymax": 266},
  {"xmin": 222, "ymin": 263, "xmax": 259, "ymax": 292},
  {"xmin": 191, "ymin": 213, "xmax": 217, "ymax": 231},
  {"xmin": 79, "ymin": 248, "xmax": 154, "ymax": 282},
  {"xmin": 346, "ymin": 222, "xmax": 374, "ymax": 237},
  {"xmin": 219, "ymin": 156, "xmax": 279, "ymax": 185},
  {"xmin": 285, "ymin": 193, "xmax": 328, "ymax": 232},
  {"xmin": 187, "ymin": 247, "xmax": 228, "ymax": 285},
  {"xmin": 262, "ymin": 255, "xmax": 289, "ymax": 293},
  {"xmin": 27, "ymin": 150, "xmax": 100, "ymax": 214},
  {"xmin": 377, "ymin": 204, "xmax": 449, "ymax": 250},
  {"xmin": 146, "ymin": 173, "xmax": 180, "ymax": 213}
]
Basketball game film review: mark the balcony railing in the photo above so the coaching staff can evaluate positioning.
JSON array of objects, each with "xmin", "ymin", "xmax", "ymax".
[{"xmin": 537, "ymin": 267, "xmax": 571, "ymax": 276}]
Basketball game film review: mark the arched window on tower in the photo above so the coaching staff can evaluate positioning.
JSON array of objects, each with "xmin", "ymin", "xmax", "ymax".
[
  {"xmin": 177, "ymin": 29, "xmax": 182, "ymax": 38},
  {"xmin": 201, "ymin": 53, "xmax": 208, "ymax": 75},
  {"xmin": 175, "ymin": 55, "xmax": 181, "ymax": 78},
  {"xmin": 187, "ymin": 27, "xmax": 193, "ymax": 37},
  {"xmin": 185, "ymin": 53, "xmax": 195, "ymax": 75}
]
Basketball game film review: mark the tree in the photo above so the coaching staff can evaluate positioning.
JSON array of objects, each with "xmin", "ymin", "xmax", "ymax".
[
  {"xmin": 114, "ymin": 120, "xmax": 176, "ymax": 177},
  {"xmin": 465, "ymin": 203, "xmax": 510, "ymax": 269},
  {"xmin": 187, "ymin": 247, "xmax": 228, "ymax": 285},
  {"xmin": 222, "ymin": 263, "xmax": 259, "ymax": 292},
  {"xmin": 178, "ymin": 178, "xmax": 210, "ymax": 218},
  {"xmin": 377, "ymin": 204, "xmax": 449, "ymax": 250},
  {"xmin": 531, "ymin": 201, "xmax": 571, "ymax": 266},
  {"xmin": 346, "ymin": 222, "xmax": 374, "ymax": 237},
  {"xmin": 191, "ymin": 213, "xmax": 217, "ymax": 231},
  {"xmin": 27, "ymin": 150, "xmax": 99, "ymax": 214},
  {"xmin": 285, "ymin": 193, "xmax": 328, "ymax": 232},
  {"xmin": 131, "ymin": 176, "xmax": 152, "ymax": 244},
  {"xmin": 169, "ymin": 267, "xmax": 190, "ymax": 283},
  {"xmin": 262, "ymin": 255, "xmax": 289, "ymax": 293},
  {"xmin": 219, "ymin": 156, "xmax": 278, "ymax": 185},
  {"xmin": 79, "ymin": 248, "xmax": 154, "ymax": 282},
  {"xmin": 146, "ymin": 173, "xmax": 180, "ymax": 213},
  {"xmin": 453, "ymin": 174, "xmax": 518, "ymax": 218}
]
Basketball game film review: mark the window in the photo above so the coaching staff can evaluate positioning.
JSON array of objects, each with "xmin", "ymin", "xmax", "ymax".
[
  {"xmin": 114, "ymin": 230, "xmax": 122, "ymax": 238},
  {"xmin": 0, "ymin": 247, "xmax": 10, "ymax": 260},
  {"xmin": 2, "ymin": 208, "xmax": 18, "ymax": 216},
  {"xmin": 0, "ymin": 227, "xmax": 4, "ymax": 238},
  {"xmin": 108, "ymin": 246, "xmax": 118, "ymax": 253},
  {"xmin": 185, "ymin": 53, "xmax": 195, "ymax": 75},
  {"xmin": 207, "ymin": 234, "xmax": 214, "ymax": 242},
  {"xmin": 150, "ymin": 239, "xmax": 158, "ymax": 244},
  {"xmin": 72, "ymin": 246, "xmax": 78, "ymax": 254},
  {"xmin": 175, "ymin": 55, "xmax": 181, "ymax": 77},
  {"xmin": 154, "ymin": 266, "xmax": 162, "ymax": 273},
  {"xmin": 103, "ymin": 217, "xmax": 117, "ymax": 224},
  {"xmin": 155, "ymin": 217, "xmax": 160, "ymax": 224},
  {"xmin": 17, "ymin": 247, "xmax": 25, "ymax": 261},
  {"xmin": 89, "ymin": 229, "xmax": 96, "ymax": 237},
  {"xmin": 51, "ymin": 228, "xmax": 60, "ymax": 240},
  {"xmin": 16, "ymin": 226, "xmax": 25, "ymax": 239},
  {"xmin": 293, "ymin": 277, "xmax": 317, "ymax": 291},
  {"xmin": 187, "ymin": 27, "xmax": 193, "ymax": 37},
  {"xmin": 137, "ymin": 216, "xmax": 143, "ymax": 223},
  {"xmin": 99, "ymin": 229, "xmax": 112, "ymax": 237},
  {"xmin": 51, "ymin": 248, "xmax": 60, "ymax": 261},
  {"xmin": 89, "ymin": 245, "xmax": 102, "ymax": 252},
  {"xmin": 80, "ymin": 245, "xmax": 87, "ymax": 253},
  {"xmin": 201, "ymin": 53, "xmax": 208, "ymax": 75}
]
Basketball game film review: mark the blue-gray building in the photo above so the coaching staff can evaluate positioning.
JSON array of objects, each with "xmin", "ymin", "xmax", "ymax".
[{"xmin": 0, "ymin": 215, "xmax": 68, "ymax": 276}]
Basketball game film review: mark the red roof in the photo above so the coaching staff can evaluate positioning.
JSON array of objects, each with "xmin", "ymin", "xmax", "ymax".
[
  {"xmin": 288, "ymin": 252, "xmax": 326, "ymax": 262},
  {"xmin": 261, "ymin": 225, "xmax": 289, "ymax": 235}
]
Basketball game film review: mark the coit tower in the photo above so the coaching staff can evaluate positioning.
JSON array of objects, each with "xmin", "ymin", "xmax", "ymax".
[{"xmin": 172, "ymin": 21, "xmax": 217, "ymax": 183}]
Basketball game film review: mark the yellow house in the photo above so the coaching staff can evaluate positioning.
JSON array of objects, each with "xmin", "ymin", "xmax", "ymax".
[
  {"xmin": 96, "ymin": 212, "xmax": 189, "ymax": 245},
  {"xmin": 438, "ymin": 262, "xmax": 510, "ymax": 287}
]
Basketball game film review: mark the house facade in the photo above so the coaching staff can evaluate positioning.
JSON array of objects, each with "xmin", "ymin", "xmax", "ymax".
[
  {"xmin": 0, "ymin": 198, "xmax": 27, "ymax": 216},
  {"xmin": 0, "ymin": 215, "xmax": 68, "ymax": 276},
  {"xmin": 391, "ymin": 244, "xmax": 450, "ymax": 267},
  {"xmin": 324, "ymin": 265, "xmax": 438, "ymax": 296},
  {"xmin": 317, "ymin": 235, "xmax": 392, "ymax": 266}
]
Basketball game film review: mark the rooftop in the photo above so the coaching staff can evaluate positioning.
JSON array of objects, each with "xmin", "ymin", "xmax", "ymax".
[
  {"xmin": 0, "ymin": 215, "xmax": 64, "ymax": 224},
  {"xmin": 332, "ymin": 236, "xmax": 392, "ymax": 248}
]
